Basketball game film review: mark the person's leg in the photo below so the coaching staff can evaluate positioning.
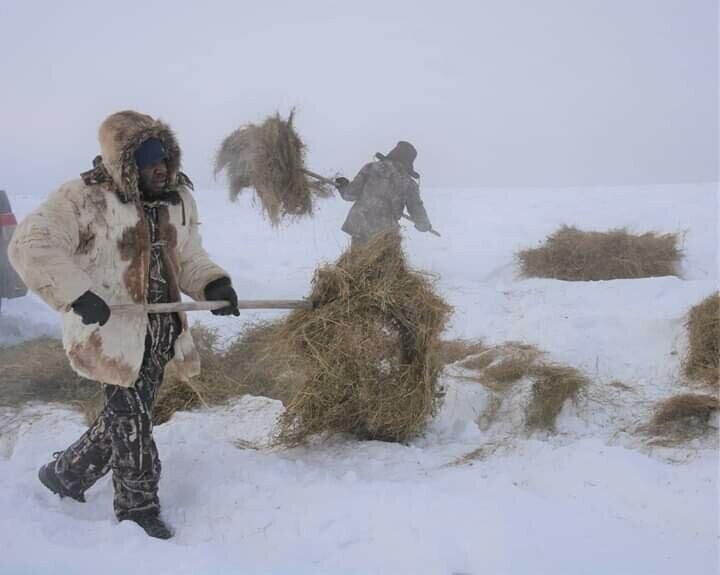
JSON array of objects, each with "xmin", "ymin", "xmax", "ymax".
[
  {"xmin": 110, "ymin": 314, "xmax": 177, "ymax": 538},
  {"xmin": 106, "ymin": 376, "xmax": 162, "ymax": 520},
  {"xmin": 39, "ymin": 407, "xmax": 114, "ymax": 501}
]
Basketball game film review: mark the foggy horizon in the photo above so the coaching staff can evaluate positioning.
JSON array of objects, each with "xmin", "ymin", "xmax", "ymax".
[{"xmin": 1, "ymin": 0, "xmax": 717, "ymax": 196}]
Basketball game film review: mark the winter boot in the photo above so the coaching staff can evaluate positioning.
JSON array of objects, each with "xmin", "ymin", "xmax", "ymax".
[
  {"xmin": 122, "ymin": 513, "xmax": 174, "ymax": 540},
  {"xmin": 38, "ymin": 456, "xmax": 86, "ymax": 503}
]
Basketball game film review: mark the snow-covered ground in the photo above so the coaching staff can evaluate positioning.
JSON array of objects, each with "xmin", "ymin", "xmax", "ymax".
[{"xmin": 1, "ymin": 182, "xmax": 718, "ymax": 574}]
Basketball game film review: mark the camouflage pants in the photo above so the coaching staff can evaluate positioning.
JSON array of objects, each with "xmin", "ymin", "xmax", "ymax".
[{"xmin": 52, "ymin": 313, "xmax": 178, "ymax": 519}]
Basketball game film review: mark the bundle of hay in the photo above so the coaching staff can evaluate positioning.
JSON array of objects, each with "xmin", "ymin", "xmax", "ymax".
[
  {"xmin": 646, "ymin": 393, "xmax": 719, "ymax": 444},
  {"xmin": 214, "ymin": 111, "xmax": 332, "ymax": 225},
  {"xmin": 517, "ymin": 225, "xmax": 682, "ymax": 281},
  {"xmin": 683, "ymin": 292, "xmax": 719, "ymax": 387},
  {"xmin": 273, "ymin": 231, "xmax": 452, "ymax": 445}
]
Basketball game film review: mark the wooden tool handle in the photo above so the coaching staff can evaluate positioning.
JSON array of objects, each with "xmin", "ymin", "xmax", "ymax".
[
  {"xmin": 302, "ymin": 168, "xmax": 336, "ymax": 187},
  {"xmin": 110, "ymin": 299, "xmax": 311, "ymax": 314}
]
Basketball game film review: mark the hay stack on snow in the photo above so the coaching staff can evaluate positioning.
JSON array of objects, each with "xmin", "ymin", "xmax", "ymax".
[
  {"xmin": 517, "ymin": 225, "xmax": 682, "ymax": 281},
  {"xmin": 273, "ymin": 231, "xmax": 452, "ymax": 445},
  {"xmin": 214, "ymin": 111, "xmax": 332, "ymax": 226},
  {"xmin": 683, "ymin": 292, "xmax": 719, "ymax": 387}
]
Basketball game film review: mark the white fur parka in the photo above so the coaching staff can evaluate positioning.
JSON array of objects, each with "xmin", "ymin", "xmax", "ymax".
[{"xmin": 9, "ymin": 111, "xmax": 229, "ymax": 387}]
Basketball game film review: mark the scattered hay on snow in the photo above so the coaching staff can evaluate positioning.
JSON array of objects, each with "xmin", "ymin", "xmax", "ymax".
[
  {"xmin": 645, "ymin": 393, "xmax": 719, "ymax": 444},
  {"xmin": 214, "ymin": 111, "xmax": 332, "ymax": 226},
  {"xmin": 0, "ymin": 337, "xmax": 101, "ymax": 420},
  {"xmin": 474, "ymin": 343, "xmax": 542, "ymax": 391},
  {"xmin": 456, "ymin": 342, "xmax": 587, "ymax": 432},
  {"xmin": 683, "ymin": 292, "xmax": 719, "ymax": 387},
  {"xmin": 434, "ymin": 338, "xmax": 486, "ymax": 367},
  {"xmin": 524, "ymin": 363, "xmax": 588, "ymax": 431},
  {"xmin": 272, "ymin": 230, "xmax": 452, "ymax": 445},
  {"xmin": 517, "ymin": 225, "xmax": 682, "ymax": 281}
]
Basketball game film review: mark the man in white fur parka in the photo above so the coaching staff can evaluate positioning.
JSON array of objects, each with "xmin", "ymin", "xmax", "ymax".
[{"xmin": 9, "ymin": 110, "xmax": 239, "ymax": 539}]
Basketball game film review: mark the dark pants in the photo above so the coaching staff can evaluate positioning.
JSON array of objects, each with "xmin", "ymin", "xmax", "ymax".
[{"xmin": 52, "ymin": 314, "xmax": 177, "ymax": 519}]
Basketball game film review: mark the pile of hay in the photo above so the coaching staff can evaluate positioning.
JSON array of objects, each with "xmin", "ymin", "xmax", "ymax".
[
  {"xmin": 214, "ymin": 111, "xmax": 332, "ymax": 226},
  {"xmin": 273, "ymin": 231, "xmax": 452, "ymax": 445},
  {"xmin": 517, "ymin": 225, "xmax": 682, "ymax": 280},
  {"xmin": 683, "ymin": 292, "xmax": 719, "ymax": 387},
  {"xmin": 646, "ymin": 393, "xmax": 719, "ymax": 444}
]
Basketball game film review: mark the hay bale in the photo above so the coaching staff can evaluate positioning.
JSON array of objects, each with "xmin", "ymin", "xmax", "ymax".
[
  {"xmin": 517, "ymin": 225, "xmax": 682, "ymax": 281},
  {"xmin": 214, "ymin": 111, "xmax": 332, "ymax": 226},
  {"xmin": 683, "ymin": 292, "xmax": 719, "ymax": 387},
  {"xmin": 273, "ymin": 230, "xmax": 453, "ymax": 445},
  {"xmin": 646, "ymin": 393, "xmax": 719, "ymax": 443}
]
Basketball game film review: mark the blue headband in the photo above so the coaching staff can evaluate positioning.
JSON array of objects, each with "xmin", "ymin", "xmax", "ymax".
[{"xmin": 134, "ymin": 138, "xmax": 168, "ymax": 170}]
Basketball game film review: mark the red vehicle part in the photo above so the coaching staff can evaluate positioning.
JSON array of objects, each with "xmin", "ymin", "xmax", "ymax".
[{"xmin": 0, "ymin": 190, "xmax": 28, "ymax": 306}]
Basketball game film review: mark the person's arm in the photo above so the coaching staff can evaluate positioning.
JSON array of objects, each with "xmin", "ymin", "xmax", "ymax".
[
  {"xmin": 8, "ymin": 186, "xmax": 94, "ymax": 311},
  {"xmin": 404, "ymin": 180, "xmax": 432, "ymax": 232},
  {"xmin": 336, "ymin": 163, "xmax": 373, "ymax": 201}
]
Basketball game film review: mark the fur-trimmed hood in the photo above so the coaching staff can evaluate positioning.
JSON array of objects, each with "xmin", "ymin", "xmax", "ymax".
[{"xmin": 95, "ymin": 110, "xmax": 183, "ymax": 203}]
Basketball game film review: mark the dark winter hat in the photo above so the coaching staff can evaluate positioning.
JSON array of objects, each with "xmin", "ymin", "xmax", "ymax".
[
  {"xmin": 134, "ymin": 138, "xmax": 168, "ymax": 170},
  {"xmin": 375, "ymin": 141, "xmax": 419, "ymax": 179}
]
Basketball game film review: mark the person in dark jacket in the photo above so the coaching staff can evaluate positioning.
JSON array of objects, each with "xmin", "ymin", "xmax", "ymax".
[{"xmin": 335, "ymin": 141, "xmax": 432, "ymax": 248}]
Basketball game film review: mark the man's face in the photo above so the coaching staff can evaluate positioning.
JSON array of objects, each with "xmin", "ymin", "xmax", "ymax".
[{"xmin": 138, "ymin": 160, "xmax": 168, "ymax": 196}]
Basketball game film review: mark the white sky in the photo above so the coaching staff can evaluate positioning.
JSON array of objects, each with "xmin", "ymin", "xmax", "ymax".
[{"xmin": 0, "ymin": 0, "xmax": 717, "ymax": 194}]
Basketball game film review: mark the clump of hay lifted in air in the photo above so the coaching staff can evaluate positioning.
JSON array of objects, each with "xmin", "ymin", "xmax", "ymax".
[
  {"xmin": 517, "ymin": 225, "xmax": 682, "ymax": 281},
  {"xmin": 645, "ymin": 393, "xmax": 719, "ymax": 445},
  {"xmin": 214, "ymin": 111, "xmax": 332, "ymax": 226},
  {"xmin": 273, "ymin": 231, "xmax": 452, "ymax": 445},
  {"xmin": 683, "ymin": 293, "xmax": 719, "ymax": 387}
]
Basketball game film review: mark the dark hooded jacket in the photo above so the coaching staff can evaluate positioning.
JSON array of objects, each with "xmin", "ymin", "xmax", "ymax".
[{"xmin": 339, "ymin": 159, "xmax": 431, "ymax": 241}]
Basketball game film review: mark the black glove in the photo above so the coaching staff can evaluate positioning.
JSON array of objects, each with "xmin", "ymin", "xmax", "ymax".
[
  {"xmin": 414, "ymin": 220, "xmax": 432, "ymax": 233},
  {"xmin": 334, "ymin": 177, "xmax": 349, "ymax": 189},
  {"xmin": 71, "ymin": 290, "xmax": 111, "ymax": 326},
  {"xmin": 204, "ymin": 277, "xmax": 240, "ymax": 316}
]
